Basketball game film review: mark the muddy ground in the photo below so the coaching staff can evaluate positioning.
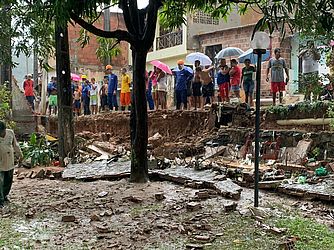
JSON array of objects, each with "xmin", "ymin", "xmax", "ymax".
[{"xmin": 1, "ymin": 177, "xmax": 334, "ymax": 250}]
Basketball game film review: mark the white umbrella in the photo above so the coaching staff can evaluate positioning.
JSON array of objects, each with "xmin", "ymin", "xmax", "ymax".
[
  {"xmin": 186, "ymin": 52, "xmax": 212, "ymax": 66},
  {"xmin": 215, "ymin": 47, "xmax": 244, "ymax": 59}
]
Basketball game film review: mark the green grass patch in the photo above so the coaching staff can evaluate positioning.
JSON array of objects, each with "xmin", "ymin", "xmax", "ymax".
[
  {"xmin": 0, "ymin": 219, "xmax": 34, "ymax": 249},
  {"xmin": 276, "ymin": 216, "xmax": 334, "ymax": 250}
]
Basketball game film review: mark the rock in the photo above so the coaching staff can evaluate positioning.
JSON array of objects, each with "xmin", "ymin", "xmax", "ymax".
[
  {"xmin": 100, "ymin": 210, "xmax": 112, "ymax": 217},
  {"xmin": 31, "ymin": 169, "xmax": 45, "ymax": 179},
  {"xmin": 224, "ymin": 202, "xmax": 237, "ymax": 212},
  {"xmin": 98, "ymin": 191, "xmax": 108, "ymax": 198},
  {"xmin": 194, "ymin": 235, "xmax": 211, "ymax": 242},
  {"xmin": 213, "ymin": 179, "xmax": 242, "ymax": 200},
  {"xmin": 124, "ymin": 196, "xmax": 143, "ymax": 203},
  {"xmin": 195, "ymin": 190, "xmax": 210, "ymax": 200},
  {"xmin": 48, "ymin": 174, "xmax": 55, "ymax": 180},
  {"xmin": 17, "ymin": 173, "xmax": 26, "ymax": 180},
  {"xmin": 186, "ymin": 202, "xmax": 202, "ymax": 212},
  {"xmin": 90, "ymin": 213, "xmax": 101, "ymax": 221},
  {"xmin": 96, "ymin": 223, "xmax": 111, "ymax": 234},
  {"xmin": 186, "ymin": 243, "xmax": 204, "ymax": 249},
  {"xmin": 61, "ymin": 215, "xmax": 76, "ymax": 222},
  {"xmin": 25, "ymin": 210, "xmax": 36, "ymax": 219},
  {"xmin": 154, "ymin": 193, "xmax": 166, "ymax": 201}
]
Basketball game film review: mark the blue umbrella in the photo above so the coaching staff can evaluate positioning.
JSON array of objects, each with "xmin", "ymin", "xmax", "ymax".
[{"xmin": 238, "ymin": 48, "xmax": 271, "ymax": 64}]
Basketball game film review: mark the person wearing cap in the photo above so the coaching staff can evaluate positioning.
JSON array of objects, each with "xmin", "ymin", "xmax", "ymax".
[
  {"xmin": 174, "ymin": 59, "xmax": 193, "ymax": 110},
  {"xmin": 106, "ymin": 65, "xmax": 119, "ymax": 111},
  {"xmin": 23, "ymin": 74, "xmax": 35, "ymax": 111},
  {"xmin": 0, "ymin": 120, "xmax": 23, "ymax": 208},
  {"xmin": 82, "ymin": 79, "xmax": 91, "ymax": 115}
]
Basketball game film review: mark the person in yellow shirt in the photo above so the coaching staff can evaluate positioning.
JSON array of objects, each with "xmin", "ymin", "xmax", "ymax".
[
  {"xmin": 0, "ymin": 121, "xmax": 23, "ymax": 208},
  {"xmin": 120, "ymin": 68, "xmax": 131, "ymax": 111}
]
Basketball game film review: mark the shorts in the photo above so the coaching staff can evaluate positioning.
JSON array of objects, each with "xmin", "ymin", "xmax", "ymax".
[
  {"xmin": 192, "ymin": 82, "xmax": 202, "ymax": 97},
  {"xmin": 243, "ymin": 79, "xmax": 255, "ymax": 94},
  {"xmin": 187, "ymin": 81, "xmax": 192, "ymax": 97},
  {"xmin": 218, "ymin": 83, "xmax": 229, "ymax": 99},
  {"xmin": 90, "ymin": 95, "xmax": 97, "ymax": 105},
  {"xmin": 120, "ymin": 92, "xmax": 131, "ymax": 106},
  {"xmin": 49, "ymin": 94, "xmax": 57, "ymax": 106},
  {"xmin": 231, "ymin": 85, "xmax": 240, "ymax": 92},
  {"xmin": 271, "ymin": 82, "xmax": 285, "ymax": 93},
  {"xmin": 74, "ymin": 99, "xmax": 81, "ymax": 109},
  {"xmin": 202, "ymin": 82, "xmax": 214, "ymax": 97}
]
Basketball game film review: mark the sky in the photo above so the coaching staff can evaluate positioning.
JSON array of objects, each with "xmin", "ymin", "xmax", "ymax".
[{"xmin": 110, "ymin": 0, "xmax": 149, "ymax": 12}]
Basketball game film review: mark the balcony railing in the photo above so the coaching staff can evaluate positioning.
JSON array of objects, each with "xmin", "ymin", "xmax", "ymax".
[{"xmin": 156, "ymin": 30, "xmax": 183, "ymax": 50}]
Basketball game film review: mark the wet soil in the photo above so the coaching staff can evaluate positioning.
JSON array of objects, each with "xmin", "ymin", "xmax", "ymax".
[{"xmin": 1, "ymin": 178, "xmax": 334, "ymax": 249}]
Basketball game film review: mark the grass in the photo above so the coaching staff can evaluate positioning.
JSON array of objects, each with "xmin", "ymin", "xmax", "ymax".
[
  {"xmin": 130, "ymin": 203, "xmax": 163, "ymax": 217},
  {"xmin": 276, "ymin": 216, "xmax": 334, "ymax": 250}
]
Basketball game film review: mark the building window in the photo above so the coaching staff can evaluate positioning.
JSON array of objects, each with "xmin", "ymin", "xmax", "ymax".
[
  {"xmin": 193, "ymin": 11, "xmax": 219, "ymax": 25},
  {"xmin": 156, "ymin": 27, "xmax": 183, "ymax": 50}
]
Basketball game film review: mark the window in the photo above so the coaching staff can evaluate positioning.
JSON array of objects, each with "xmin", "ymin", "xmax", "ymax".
[
  {"xmin": 205, "ymin": 44, "xmax": 222, "ymax": 62},
  {"xmin": 193, "ymin": 11, "xmax": 219, "ymax": 25},
  {"xmin": 156, "ymin": 27, "xmax": 183, "ymax": 50}
]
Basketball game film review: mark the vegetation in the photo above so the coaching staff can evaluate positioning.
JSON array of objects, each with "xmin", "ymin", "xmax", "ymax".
[
  {"xmin": 20, "ymin": 133, "xmax": 57, "ymax": 167},
  {"xmin": 0, "ymin": 84, "xmax": 15, "ymax": 129},
  {"xmin": 96, "ymin": 37, "xmax": 121, "ymax": 65}
]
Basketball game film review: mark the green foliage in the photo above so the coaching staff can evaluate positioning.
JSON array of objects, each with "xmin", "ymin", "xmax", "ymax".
[
  {"xmin": 0, "ymin": 84, "xmax": 15, "ymax": 129},
  {"xmin": 20, "ymin": 133, "xmax": 57, "ymax": 167},
  {"xmin": 267, "ymin": 105, "xmax": 289, "ymax": 118},
  {"xmin": 96, "ymin": 37, "xmax": 121, "ymax": 64},
  {"xmin": 298, "ymin": 73, "xmax": 324, "ymax": 100},
  {"xmin": 276, "ymin": 216, "xmax": 334, "ymax": 250}
]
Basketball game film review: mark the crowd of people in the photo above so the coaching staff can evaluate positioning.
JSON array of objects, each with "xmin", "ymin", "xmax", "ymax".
[{"xmin": 21, "ymin": 47, "xmax": 289, "ymax": 115}]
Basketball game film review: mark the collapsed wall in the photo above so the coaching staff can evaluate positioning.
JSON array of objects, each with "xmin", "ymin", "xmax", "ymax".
[{"xmin": 48, "ymin": 110, "xmax": 216, "ymax": 140}]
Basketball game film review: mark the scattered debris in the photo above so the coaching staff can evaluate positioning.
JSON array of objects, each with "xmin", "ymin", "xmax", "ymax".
[
  {"xmin": 61, "ymin": 215, "xmax": 76, "ymax": 222},
  {"xmin": 186, "ymin": 202, "xmax": 202, "ymax": 212}
]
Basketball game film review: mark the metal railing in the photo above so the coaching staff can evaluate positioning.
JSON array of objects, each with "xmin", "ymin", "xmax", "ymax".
[{"xmin": 156, "ymin": 30, "xmax": 183, "ymax": 50}]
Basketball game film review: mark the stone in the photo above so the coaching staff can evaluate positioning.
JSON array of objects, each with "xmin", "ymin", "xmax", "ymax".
[
  {"xmin": 213, "ymin": 179, "xmax": 242, "ymax": 200},
  {"xmin": 61, "ymin": 215, "xmax": 76, "ymax": 222},
  {"xmin": 194, "ymin": 235, "xmax": 211, "ymax": 242},
  {"xmin": 31, "ymin": 169, "xmax": 45, "ymax": 179},
  {"xmin": 154, "ymin": 193, "xmax": 166, "ymax": 201},
  {"xmin": 98, "ymin": 191, "xmax": 108, "ymax": 198},
  {"xmin": 90, "ymin": 213, "xmax": 101, "ymax": 221},
  {"xmin": 195, "ymin": 190, "xmax": 210, "ymax": 200},
  {"xmin": 186, "ymin": 243, "xmax": 204, "ymax": 249},
  {"xmin": 224, "ymin": 202, "xmax": 237, "ymax": 212},
  {"xmin": 186, "ymin": 202, "xmax": 202, "ymax": 212},
  {"xmin": 124, "ymin": 196, "xmax": 143, "ymax": 203},
  {"xmin": 96, "ymin": 223, "xmax": 111, "ymax": 234},
  {"xmin": 17, "ymin": 173, "xmax": 25, "ymax": 180}
]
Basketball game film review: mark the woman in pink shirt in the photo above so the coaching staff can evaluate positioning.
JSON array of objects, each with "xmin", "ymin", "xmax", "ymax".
[{"xmin": 229, "ymin": 59, "xmax": 241, "ymax": 98}]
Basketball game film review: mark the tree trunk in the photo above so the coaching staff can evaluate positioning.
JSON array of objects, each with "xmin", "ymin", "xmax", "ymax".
[
  {"xmin": 130, "ymin": 49, "xmax": 149, "ymax": 183},
  {"xmin": 0, "ymin": 4, "xmax": 12, "ymax": 89},
  {"xmin": 55, "ymin": 22, "xmax": 74, "ymax": 166}
]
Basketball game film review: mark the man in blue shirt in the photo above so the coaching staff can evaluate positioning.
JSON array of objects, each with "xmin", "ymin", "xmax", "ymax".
[
  {"xmin": 82, "ymin": 80, "xmax": 91, "ymax": 115},
  {"xmin": 174, "ymin": 60, "xmax": 193, "ymax": 110},
  {"xmin": 106, "ymin": 65, "xmax": 119, "ymax": 111}
]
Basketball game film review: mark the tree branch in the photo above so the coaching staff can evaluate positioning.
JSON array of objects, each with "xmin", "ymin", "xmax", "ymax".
[
  {"xmin": 70, "ymin": 12, "xmax": 134, "ymax": 44},
  {"xmin": 143, "ymin": 0, "xmax": 162, "ymax": 48}
]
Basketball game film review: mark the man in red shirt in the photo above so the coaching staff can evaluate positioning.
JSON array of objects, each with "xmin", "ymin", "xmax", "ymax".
[
  {"xmin": 229, "ymin": 59, "xmax": 241, "ymax": 99},
  {"xmin": 23, "ymin": 74, "xmax": 35, "ymax": 111}
]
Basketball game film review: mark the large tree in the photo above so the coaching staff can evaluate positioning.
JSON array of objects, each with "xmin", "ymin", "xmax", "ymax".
[{"xmin": 3, "ymin": 0, "xmax": 333, "ymax": 181}]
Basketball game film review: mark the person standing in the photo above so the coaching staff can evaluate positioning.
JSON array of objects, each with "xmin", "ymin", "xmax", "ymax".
[
  {"xmin": 73, "ymin": 86, "xmax": 81, "ymax": 117},
  {"xmin": 150, "ymin": 67, "xmax": 158, "ymax": 109},
  {"xmin": 146, "ymin": 71, "xmax": 155, "ymax": 110},
  {"xmin": 0, "ymin": 121, "xmax": 23, "ymax": 208},
  {"xmin": 241, "ymin": 59, "xmax": 256, "ymax": 106},
  {"xmin": 156, "ymin": 68, "xmax": 167, "ymax": 110},
  {"xmin": 299, "ymin": 42, "xmax": 321, "ymax": 100},
  {"xmin": 217, "ymin": 65, "xmax": 230, "ymax": 103},
  {"xmin": 229, "ymin": 59, "xmax": 241, "ymax": 99},
  {"xmin": 192, "ymin": 66, "xmax": 202, "ymax": 110},
  {"xmin": 266, "ymin": 48, "xmax": 289, "ymax": 105},
  {"xmin": 90, "ymin": 78, "xmax": 98, "ymax": 115},
  {"xmin": 47, "ymin": 77, "xmax": 58, "ymax": 115},
  {"xmin": 82, "ymin": 80, "xmax": 91, "ymax": 115},
  {"xmin": 99, "ymin": 76, "xmax": 109, "ymax": 111},
  {"xmin": 174, "ymin": 60, "xmax": 193, "ymax": 110},
  {"xmin": 23, "ymin": 74, "xmax": 35, "ymax": 111},
  {"xmin": 200, "ymin": 65, "xmax": 215, "ymax": 107},
  {"xmin": 106, "ymin": 65, "xmax": 119, "ymax": 111},
  {"xmin": 120, "ymin": 68, "xmax": 131, "ymax": 111}
]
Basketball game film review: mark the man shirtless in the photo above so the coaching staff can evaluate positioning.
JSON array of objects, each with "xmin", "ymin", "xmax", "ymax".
[{"xmin": 200, "ymin": 65, "xmax": 215, "ymax": 107}]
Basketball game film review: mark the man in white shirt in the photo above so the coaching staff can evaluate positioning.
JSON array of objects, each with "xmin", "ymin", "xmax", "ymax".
[
  {"xmin": 0, "ymin": 121, "xmax": 23, "ymax": 208},
  {"xmin": 299, "ymin": 42, "xmax": 321, "ymax": 100}
]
